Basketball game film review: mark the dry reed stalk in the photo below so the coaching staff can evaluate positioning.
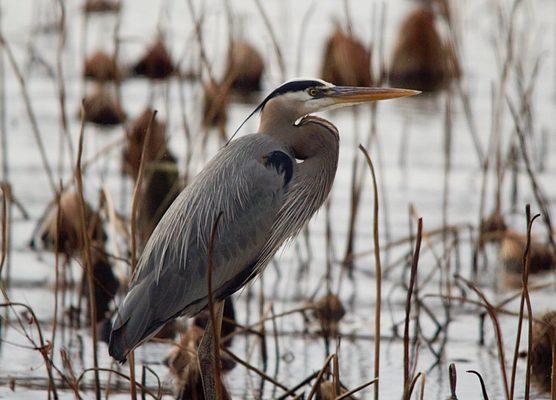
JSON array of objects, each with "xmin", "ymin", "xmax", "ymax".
[
  {"xmin": 332, "ymin": 347, "xmax": 340, "ymax": 395},
  {"xmin": 0, "ymin": 184, "xmax": 7, "ymax": 280},
  {"xmin": 127, "ymin": 110, "xmax": 156, "ymax": 400},
  {"xmin": 522, "ymin": 206, "xmax": 537, "ymax": 399},
  {"xmin": 221, "ymin": 305, "xmax": 314, "ymax": 345},
  {"xmin": 0, "ymin": 302, "xmax": 59, "ymax": 399},
  {"xmin": 455, "ymin": 81, "xmax": 484, "ymax": 166},
  {"xmin": 552, "ymin": 334, "xmax": 556, "ymax": 400},
  {"xmin": 507, "ymin": 99, "xmax": 556, "ymax": 255},
  {"xmin": 0, "ymin": 34, "xmax": 56, "ymax": 194},
  {"xmin": 75, "ymin": 101, "xmax": 100, "ymax": 400},
  {"xmin": 474, "ymin": 0, "xmax": 524, "ymax": 274},
  {"xmin": 55, "ymin": 0, "xmax": 73, "ymax": 171},
  {"xmin": 100, "ymin": 185, "xmax": 126, "ymax": 281},
  {"xmin": 342, "ymin": 113, "xmax": 361, "ymax": 276},
  {"xmin": 76, "ymin": 367, "xmax": 160, "ymax": 399},
  {"xmin": 0, "ymin": 183, "xmax": 7, "ymax": 331},
  {"xmin": 0, "ymin": 8, "xmax": 12, "ymax": 301},
  {"xmin": 252, "ymin": 0, "xmax": 285, "ymax": 81},
  {"xmin": 472, "ymin": 85, "xmax": 498, "ymax": 276},
  {"xmin": 307, "ymin": 354, "xmax": 335, "ymax": 400},
  {"xmin": 402, "ymin": 218, "xmax": 422, "ymax": 400},
  {"xmin": 359, "ymin": 144, "xmax": 381, "ymax": 400},
  {"xmin": 418, "ymin": 372, "xmax": 426, "ymax": 400},
  {"xmin": 294, "ymin": 2, "xmax": 316, "ymax": 75},
  {"xmin": 130, "ymin": 110, "xmax": 156, "ymax": 271},
  {"xmin": 347, "ymin": 223, "xmax": 472, "ymax": 263},
  {"xmin": 186, "ymin": 0, "xmax": 215, "ymax": 83},
  {"xmin": 221, "ymin": 347, "xmax": 292, "ymax": 395},
  {"xmin": 422, "ymin": 293, "xmax": 542, "ymax": 323},
  {"xmin": 466, "ymin": 370, "xmax": 490, "ymax": 399},
  {"xmin": 448, "ymin": 363, "xmax": 458, "ymax": 399},
  {"xmin": 0, "ymin": 8, "xmax": 6, "ymax": 187},
  {"xmin": 335, "ymin": 378, "xmax": 378, "ymax": 400},
  {"xmin": 142, "ymin": 365, "xmax": 162, "ymax": 400},
  {"xmin": 176, "ymin": 63, "xmax": 193, "ymax": 182},
  {"xmin": 491, "ymin": 0, "xmax": 523, "ymax": 214},
  {"xmin": 50, "ymin": 184, "xmax": 62, "ymax": 357},
  {"xmin": 270, "ymin": 304, "xmax": 281, "ymax": 399},
  {"xmin": 454, "ymin": 274, "xmax": 510, "ymax": 400},
  {"xmin": 275, "ymin": 371, "xmax": 320, "ymax": 400},
  {"xmin": 112, "ymin": 9, "xmax": 123, "ymax": 110}
]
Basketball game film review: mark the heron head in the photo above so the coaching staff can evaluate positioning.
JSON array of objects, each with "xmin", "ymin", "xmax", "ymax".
[
  {"xmin": 228, "ymin": 78, "xmax": 419, "ymax": 143},
  {"xmin": 259, "ymin": 78, "xmax": 420, "ymax": 120}
]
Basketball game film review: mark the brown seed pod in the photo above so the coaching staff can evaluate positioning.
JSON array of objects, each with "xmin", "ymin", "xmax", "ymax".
[
  {"xmin": 500, "ymin": 231, "xmax": 556, "ymax": 276},
  {"xmin": 138, "ymin": 153, "xmax": 180, "ymax": 245},
  {"xmin": 321, "ymin": 26, "xmax": 372, "ymax": 87},
  {"xmin": 122, "ymin": 108, "xmax": 169, "ymax": 180},
  {"xmin": 83, "ymin": 0, "xmax": 120, "ymax": 13},
  {"xmin": 530, "ymin": 311, "xmax": 556, "ymax": 392},
  {"xmin": 38, "ymin": 191, "xmax": 106, "ymax": 257},
  {"xmin": 81, "ymin": 246, "xmax": 119, "ymax": 323},
  {"xmin": 224, "ymin": 41, "xmax": 265, "ymax": 95},
  {"xmin": 202, "ymin": 80, "xmax": 229, "ymax": 128},
  {"xmin": 389, "ymin": 6, "xmax": 460, "ymax": 92},
  {"xmin": 312, "ymin": 294, "xmax": 346, "ymax": 336},
  {"xmin": 479, "ymin": 211, "xmax": 508, "ymax": 246},
  {"xmin": 132, "ymin": 40, "xmax": 174, "ymax": 80},
  {"xmin": 84, "ymin": 51, "xmax": 120, "ymax": 82},
  {"xmin": 81, "ymin": 84, "xmax": 125, "ymax": 126},
  {"xmin": 316, "ymin": 380, "xmax": 355, "ymax": 400}
]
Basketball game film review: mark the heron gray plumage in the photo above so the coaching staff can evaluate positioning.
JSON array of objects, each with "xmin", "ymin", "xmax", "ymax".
[{"xmin": 109, "ymin": 78, "xmax": 418, "ymax": 362}]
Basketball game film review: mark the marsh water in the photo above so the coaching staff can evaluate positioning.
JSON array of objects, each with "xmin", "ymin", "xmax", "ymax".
[{"xmin": 0, "ymin": 0, "xmax": 555, "ymax": 398}]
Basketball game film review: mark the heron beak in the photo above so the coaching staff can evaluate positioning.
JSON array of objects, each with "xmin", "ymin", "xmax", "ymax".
[{"xmin": 326, "ymin": 86, "xmax": 420, "ymax": 104}]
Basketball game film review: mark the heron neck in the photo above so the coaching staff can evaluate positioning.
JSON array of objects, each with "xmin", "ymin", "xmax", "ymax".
[
  {"xmin": 281, "ymin": 116, "xmax": 339, "ymax": 217},
  {"xmin": 258, "ymin": 100, "xmax": 298, "ymax": 137}
]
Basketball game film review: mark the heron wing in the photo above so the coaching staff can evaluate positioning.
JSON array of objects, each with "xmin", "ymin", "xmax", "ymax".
[{"xmin": 110, "ymin": 134, "xmax": 293, "ymax": 357}]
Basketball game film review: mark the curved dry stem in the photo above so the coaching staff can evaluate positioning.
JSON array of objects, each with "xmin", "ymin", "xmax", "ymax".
[{"xmin": 359, "ymin": 144, "xmax": 382, "ymax": 400}]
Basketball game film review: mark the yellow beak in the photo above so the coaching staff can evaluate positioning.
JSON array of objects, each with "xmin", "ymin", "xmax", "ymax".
[{"xmin": 326, "ymin": 86, "xmax": 420, "ymax": 103}]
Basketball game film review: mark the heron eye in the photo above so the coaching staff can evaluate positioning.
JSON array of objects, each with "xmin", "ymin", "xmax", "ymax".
[{"xmin": 308, "ymin": 88, "xmax": 319, "ymax": 97}]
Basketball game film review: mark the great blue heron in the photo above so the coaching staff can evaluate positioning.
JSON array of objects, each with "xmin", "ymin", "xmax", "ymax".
[{"xmin": 109, "ymin": 78, "xmax": 418, "ymax": 363}]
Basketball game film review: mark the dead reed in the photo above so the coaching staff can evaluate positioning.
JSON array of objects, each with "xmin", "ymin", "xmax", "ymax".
[
  {"xmin": 132, "ymin": 40, "xmax": 175, "ymax": 80},
  {"xmin": 84, "ymin": 51, "xmax": 121, "ymax": 82},
  {"xmin": 321, "ymin": 25, "xmax": 372, "ymax": 87},
  {"xmin": 81, "ymin": 84, "xmax": 125, "ymax": 126},
  {"xmin": 389, "ymin": 5, "xmax": 459, "ymax": 91}
]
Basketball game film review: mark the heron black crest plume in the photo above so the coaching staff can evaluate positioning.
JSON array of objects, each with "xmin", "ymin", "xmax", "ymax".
[{"xmin": 225, "ymin": 102, "xmax": 264, "ymax": 146}]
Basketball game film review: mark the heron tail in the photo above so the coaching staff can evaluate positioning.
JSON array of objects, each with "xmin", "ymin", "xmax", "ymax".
[{"xmin": 108, "ymin": 284, "xmax": 157, "ymax": 363}]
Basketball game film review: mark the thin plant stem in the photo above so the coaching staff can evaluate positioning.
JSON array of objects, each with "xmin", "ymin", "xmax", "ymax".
[
  {"xmin": 403, "ymin": 218, "xmax": 423, "ymax": 399},
  {"xmin": 75, "ymin": 101, "xmax": 100, "ymax": 400},
  {"xmin": 359, "ymin": 144, "xmax": 381, "ymax": 400}
]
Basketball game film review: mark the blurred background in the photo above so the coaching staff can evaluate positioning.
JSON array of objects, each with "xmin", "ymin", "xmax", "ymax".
[{"xmin": 0, "ymin": 0, "xmax": 555, "ymax": 398}]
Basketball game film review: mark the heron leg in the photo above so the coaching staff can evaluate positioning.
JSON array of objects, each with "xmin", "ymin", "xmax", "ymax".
[{"xmin": 197, "ymin": 300, "xmax": 225, "ymax": 400}]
